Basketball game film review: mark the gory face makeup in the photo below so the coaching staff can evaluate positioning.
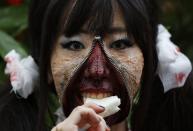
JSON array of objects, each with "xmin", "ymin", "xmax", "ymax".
[{"xmin": 51, "ymin": 8, "xmax": 144, "ymax": 125}]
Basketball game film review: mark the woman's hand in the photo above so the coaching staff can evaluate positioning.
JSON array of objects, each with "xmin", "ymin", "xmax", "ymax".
[{"xmin": 51, "ymin": 103, "xmax": 110, "ymax": 131}]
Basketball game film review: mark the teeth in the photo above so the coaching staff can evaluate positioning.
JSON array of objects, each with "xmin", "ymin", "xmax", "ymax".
[
  {"xmin": 82, "ymin": 93, "xmax": 112, "ymax": 99},
  {"xmin": 87, "ymin": 93, "xmax": 90, "ymax": 98},
  {"xmin": 94, "ymin": 93, "xmax": 97, "ymax": 99},
  {"xmin": 83, "ymin": 97, "xmax": 87, "ymax": 102},
  {"xmin": 97, "ymin": 93, "xmax": 103, "ymax": 99},
  {"xmin": 83, "ymin": 93, "xmax": 86, "ymax": 97}
]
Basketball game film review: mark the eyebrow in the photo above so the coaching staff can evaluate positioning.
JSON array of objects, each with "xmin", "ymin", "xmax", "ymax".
[{"xmin": 80, "ymin": 27, "xmax": 127, "ymax": 34}]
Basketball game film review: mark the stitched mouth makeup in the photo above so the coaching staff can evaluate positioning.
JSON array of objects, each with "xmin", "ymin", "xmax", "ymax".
[
  {"xmin": 51, "ymin": 33, "xmax": 143, "ymax": 125},
  {"xmin": 61, "ymin": 39, "xmax": 130, "ymax": 125},
  {"xmin": 50, "ymin": 0, "xmax": 144, "ymax": 126}
]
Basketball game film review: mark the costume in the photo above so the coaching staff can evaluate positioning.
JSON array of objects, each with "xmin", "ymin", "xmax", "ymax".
[
  {"xmin": 3, "ymin": 25, "xmax": 192, "ymax": 131},
  {"xmin": 1, "ymin": 0, "xmax": 193, "ymax": 131}
]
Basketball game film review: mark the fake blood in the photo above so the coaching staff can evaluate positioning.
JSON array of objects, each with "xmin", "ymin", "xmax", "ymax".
[{"xmin": 175, "ymin": 73, "xmax": 185, "ymax": 85}]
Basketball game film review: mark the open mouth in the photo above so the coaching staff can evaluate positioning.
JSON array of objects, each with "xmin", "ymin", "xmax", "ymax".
[
  {"xmin": 62, "ymin": 42, "xmax": 130, "ymax": 126},
  {"xmin": 82, "ymin": 92, "xmax": 112, "ymax": 99},
  {"xmin": 80, "ymin": 77, "xmax": 113, "ymax": 101},
  {"xmin": 62, "ymin": 62, "xmax": 130, "ymax": 126}
]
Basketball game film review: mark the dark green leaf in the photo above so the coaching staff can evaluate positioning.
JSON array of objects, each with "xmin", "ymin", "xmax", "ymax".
[
  {"xmin": 0, "ymin": 5, "xmax": 28, "ymax": 33},
  {"xmin": 0, "ymin": 58, "xmax": 7, "ymax": 85},
  {"xmin": 0, "ymin": 30, "xmax": 27, "ymax": 58}
]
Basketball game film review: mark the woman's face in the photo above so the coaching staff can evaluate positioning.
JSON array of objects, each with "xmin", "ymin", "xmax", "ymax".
[{"xmin": 51, "ymin": 4, "xmax": 144, "ymax": 124}]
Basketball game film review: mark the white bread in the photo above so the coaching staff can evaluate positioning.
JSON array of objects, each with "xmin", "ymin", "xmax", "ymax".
[{"xmin": 84, "ymin": 96, "xmax": 121, "ymax": 118}]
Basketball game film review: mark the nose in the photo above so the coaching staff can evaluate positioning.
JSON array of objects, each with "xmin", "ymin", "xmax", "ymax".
[{"xmin": 84, "ymin": 42, "xmax": 110, "ymax": 79}]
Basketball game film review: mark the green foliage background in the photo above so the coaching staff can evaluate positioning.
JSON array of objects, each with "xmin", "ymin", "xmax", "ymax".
[{"xmin": 0, "ymin": 0, "xmax": 193, "ymax": 85}]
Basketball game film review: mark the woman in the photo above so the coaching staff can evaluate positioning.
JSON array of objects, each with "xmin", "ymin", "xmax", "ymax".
[{"xmin": 0, "ymin": 0, "xmax": 193, "ymax": 131}]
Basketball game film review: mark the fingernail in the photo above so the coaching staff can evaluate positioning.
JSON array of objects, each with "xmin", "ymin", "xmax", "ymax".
[{"xmin": 98, "ymin": 105, "xmax": 105, "ymax": 109}]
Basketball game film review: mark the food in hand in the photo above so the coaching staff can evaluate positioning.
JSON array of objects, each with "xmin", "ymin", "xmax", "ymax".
[{"xmin": 84, "ymin": 96, "xmax": 121, "ymax": 118}]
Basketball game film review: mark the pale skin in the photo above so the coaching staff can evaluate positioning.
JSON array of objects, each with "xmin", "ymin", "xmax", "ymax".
[
  {"xmin": 51, "ymin": 103, "xmax": 110, "ymax": 131},
  {"xmin": 51, "ymin": 3, "xmax": 144, "ymax": 131}
]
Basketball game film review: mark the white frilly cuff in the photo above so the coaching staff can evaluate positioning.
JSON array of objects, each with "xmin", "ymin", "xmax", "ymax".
[
  {"xmin": 4, "ymin": 50, "xmax": 39, "ymax": 98},
  {"xmin": 156, "ymin": 25, "xmax": 192, "ymax": 92}
]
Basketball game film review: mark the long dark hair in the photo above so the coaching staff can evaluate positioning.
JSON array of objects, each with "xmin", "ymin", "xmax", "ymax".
[
  {"xmin": 0, "ymin": 83, "xmax": 38, "ymax": 131},
  {"xmin": 0, "ymin": 0, "xmax": 192, "ymax": 131},
  {"xmin": 30, "ymin": 0, "xmax": 193, "ymax": 131},
  {"xmin": 32, "ymin": 0, "xmax": 158, "ymax": 130}
]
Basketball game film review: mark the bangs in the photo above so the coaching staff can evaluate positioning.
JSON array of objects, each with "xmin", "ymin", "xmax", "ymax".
[
  {"xmin": 63, "ymin": 0, "xmax": 114, "ymax": 37},
  {"xmin": 61, "ymin": 0, "xmax": 154, "ymax": 47}
]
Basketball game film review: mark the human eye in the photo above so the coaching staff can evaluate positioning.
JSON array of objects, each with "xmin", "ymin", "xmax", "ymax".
[
  {"xmin": 109, "ymin": 39, "xmax": 133, "ymax": 50},
  {"xmin": 61, "ymin": 41, "xmax": 85, "ymax": 51}
]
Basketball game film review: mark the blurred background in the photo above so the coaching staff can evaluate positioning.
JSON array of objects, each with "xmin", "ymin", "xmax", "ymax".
[{"xmin": 0, "ymin": 0, "xmax": 193, "ymax": 85}]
